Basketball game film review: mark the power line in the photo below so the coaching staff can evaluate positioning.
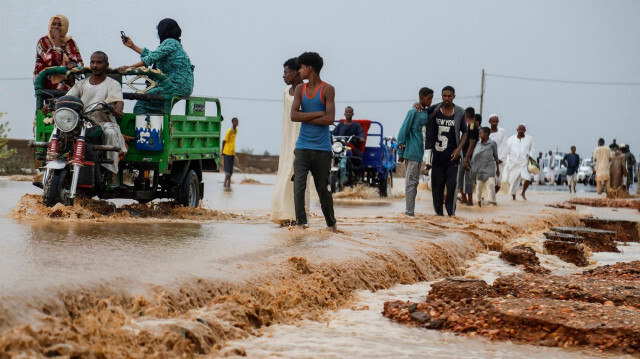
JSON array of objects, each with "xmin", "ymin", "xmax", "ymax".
[
  {"xmin": 1, "ymin": 75, "xmax": 482, "ymax": 103},
  {"xmin": 486, "ymin": 73, "xmax": 640, "ymax": 86},
  {"xmin": 219, "ymin": 95, "xmax": 480, "ymax": 104}
]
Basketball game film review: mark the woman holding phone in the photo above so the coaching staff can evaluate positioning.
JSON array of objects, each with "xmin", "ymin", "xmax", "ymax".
[
  {"xmin": 120, "ymin": 18, "xmax": 194, "ymax": 114},
  {"xmin": 34, "ymin": 14, "xmax": 83, "ymax": 90}
]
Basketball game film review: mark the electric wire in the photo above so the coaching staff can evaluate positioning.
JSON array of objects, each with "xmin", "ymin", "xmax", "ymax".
[{"xmin": 485, "ymin": 73, "xmax": 640, "ymax": 86}]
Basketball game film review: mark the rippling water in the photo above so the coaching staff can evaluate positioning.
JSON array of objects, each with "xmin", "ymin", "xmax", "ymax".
[{"xmin": 226, "ymin": 238, "xmax": 640, "ymax": 359}]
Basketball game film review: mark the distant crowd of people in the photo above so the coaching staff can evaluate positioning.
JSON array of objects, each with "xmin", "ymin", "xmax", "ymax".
[{"xmin": 592, "ymin": 139, "xmax": 638, "ymax": 195}]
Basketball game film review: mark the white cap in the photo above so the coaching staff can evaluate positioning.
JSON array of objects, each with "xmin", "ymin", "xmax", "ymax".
[{"xmin": 489, "ymin": 113, "xmax": 498, "ymax": 119}]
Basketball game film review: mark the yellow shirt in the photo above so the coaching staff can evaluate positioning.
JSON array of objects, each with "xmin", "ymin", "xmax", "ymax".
[{"xmin": 222, "ymin": 127, "xmax": 237, "ymax": 156}]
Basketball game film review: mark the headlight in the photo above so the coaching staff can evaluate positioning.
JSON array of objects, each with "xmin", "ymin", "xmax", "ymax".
[
  {"xmin": 332, "ymin": 142, "xmax": 344, "ymax": 153},
  {"xmin": 53, "ymin": 108, "xmax": 79, "ymax": 132}
]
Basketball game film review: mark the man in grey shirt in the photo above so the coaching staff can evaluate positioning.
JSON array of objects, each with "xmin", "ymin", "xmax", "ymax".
[{"xmin": 472, "ymin": 127, "xmax": 500, "ymax": 206}]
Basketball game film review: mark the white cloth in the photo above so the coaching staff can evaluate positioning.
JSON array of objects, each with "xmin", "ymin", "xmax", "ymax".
[
  {"xmin": 535, "ymin": 157, "xmax": 544, "ymax": 183},
  {"xmin": 592, "ymin": 146, "xmax": 611, "ymax": 181},
  {"xmin": 545, "ymin": 154, "xmax": 556, "ymax": 183},
  {"xmin": 504, "ymin": 134, "xmax": 535, "ymax": 195},
  {"xmin": 66, "ymin": 77, "xmax": 126, "ymax": 174},
  {"xmin": 476, "ymin": 177, "xmax": 496, "ymax": 204},
  {"xmin": 270, "ymin": 86, "xmax": 310, "ymax": 223},
  {"xmin": 489, "ymin": 127, "xmax": 508, "ymax": 161}
]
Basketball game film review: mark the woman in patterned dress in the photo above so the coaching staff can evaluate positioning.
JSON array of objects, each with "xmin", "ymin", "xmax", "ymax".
[
  {"xmin": 120, "ymin": 18, "xmax": 194, "ymax": 114},
  {"xmin": 34, "ymin": 14, "xmax": 83, "ymax": 90}
]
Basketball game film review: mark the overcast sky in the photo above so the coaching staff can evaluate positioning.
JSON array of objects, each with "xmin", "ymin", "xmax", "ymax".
[{"xmin": 1, "ymin": 0, "xmax": 639, "ymax": 157}]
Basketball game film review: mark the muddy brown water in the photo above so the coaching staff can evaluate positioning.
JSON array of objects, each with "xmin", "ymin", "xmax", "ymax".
[{"xmin": 0, "ymin": 173, "xmax": 637, "ymax": 357}]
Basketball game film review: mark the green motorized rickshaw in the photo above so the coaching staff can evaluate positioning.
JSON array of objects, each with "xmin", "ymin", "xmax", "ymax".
[{"xmin": 32, "ymin": 66, "xmax": 222, "ymax": 207}]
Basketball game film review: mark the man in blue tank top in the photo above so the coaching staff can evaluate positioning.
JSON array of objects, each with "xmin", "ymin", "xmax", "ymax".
[{"xmin": 290, "ymin": 52, "xmax": 337, "ymax": 232}]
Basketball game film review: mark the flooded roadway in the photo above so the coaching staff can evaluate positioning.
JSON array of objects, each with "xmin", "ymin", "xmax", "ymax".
[{"xmin": 0, "ymin": 173, "xmax": 637, "ymax": 357}]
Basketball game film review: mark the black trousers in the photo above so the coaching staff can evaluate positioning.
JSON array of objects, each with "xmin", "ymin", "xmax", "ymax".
[
  {"xmin": 431, "ymin": 163, "xmax": 459, "ymax": 216},
  {"xmin": 293, "ymin": 149, "xmax": 336, "ymax": 226}
]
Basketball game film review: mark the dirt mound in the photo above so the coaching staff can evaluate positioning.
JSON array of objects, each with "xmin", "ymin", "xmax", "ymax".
[
  {"xmin": 499, "ymin": 245, "xmax": 549, "ymax": 274},
  {"xmin": 384, "ymin": 261, "xmax": 640, "ymax": 355},
  {"xmin": 499, "ymin": 245, "xmax": 539, "ymax": 266},
  {"xmin": 428, "ymin": 278, "xmax": 492, "ymax": 301}
]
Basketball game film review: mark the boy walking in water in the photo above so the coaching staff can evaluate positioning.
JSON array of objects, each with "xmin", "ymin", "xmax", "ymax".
[
  {"xmin": 397, "ymin": 87, "xmax": 433, "ymax": 216},
  {"xmin": 290, "ymin": 52, "xmax": 337, "ymax": 232},
  {"xmin": 472, "ymin": 127, "xmax": 500, "ymax": 206},
  {"xmin": 221, "ymin": 117, "xmax": 238, "ymax": 188}
]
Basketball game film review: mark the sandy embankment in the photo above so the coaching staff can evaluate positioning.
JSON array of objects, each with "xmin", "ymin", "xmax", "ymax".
[{"xmin": 0, "ymin": 193, "xmax": 583, "ymax": 357}]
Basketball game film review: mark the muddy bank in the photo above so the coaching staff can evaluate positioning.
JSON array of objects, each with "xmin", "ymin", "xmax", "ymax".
[
  {"xmin": 0, "ymin": 205, "xmax": 581, "ymax": 357},
  {"xmin": 568, "ymin": 197, "xmax": 640, "ymax": 211},
  {"xmin": 9, "ymin": 194, "xmax": 249, "ymax": 222},
  {"xmin": 383, "ymin": 261, "xmax": 640, "ymax": 355}
]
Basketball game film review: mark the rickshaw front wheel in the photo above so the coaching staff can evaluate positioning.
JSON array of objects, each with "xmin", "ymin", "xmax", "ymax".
[{"xmin": 43, "ymin": 168, "xmax": 73, "ymax": 207}]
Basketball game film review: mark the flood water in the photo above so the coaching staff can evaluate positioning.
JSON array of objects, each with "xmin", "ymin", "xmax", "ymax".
[
  {"xmin": 226, "ymin": 230, "xmax": 640, "ymax": 359},
  {"xmin": 0, "ymin": 173, "xmax": 638, "ymax": 357}
]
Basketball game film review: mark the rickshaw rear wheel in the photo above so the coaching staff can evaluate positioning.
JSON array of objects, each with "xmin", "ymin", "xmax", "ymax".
[{"xmin": 175, "ymin": 170, "xmax": 200, "ymax": 207}]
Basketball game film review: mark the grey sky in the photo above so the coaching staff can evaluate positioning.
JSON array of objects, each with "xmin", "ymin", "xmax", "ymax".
[{"xmin": 1, "ymin": 0, "xmax": 639, "ymax": 157}]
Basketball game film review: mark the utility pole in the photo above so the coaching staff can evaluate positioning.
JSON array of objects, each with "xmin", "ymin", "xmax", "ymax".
[{"xmin": 479, "ymin": 69, "xmax": 485, "ymax": 117}]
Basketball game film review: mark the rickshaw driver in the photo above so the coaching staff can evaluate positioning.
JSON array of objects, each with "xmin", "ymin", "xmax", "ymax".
[
  {"xmin": 332, "ymin": 106, "xmax": 365, "ymax": 157},
  {"xmin": 44, "ymin": 51, "xmax": 126, "ymax": 185}
]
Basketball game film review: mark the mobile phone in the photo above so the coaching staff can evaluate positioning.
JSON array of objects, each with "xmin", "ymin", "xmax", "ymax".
[{"xmin": 120, "ymin": 31, "xmax": 127, "ymax": 41}]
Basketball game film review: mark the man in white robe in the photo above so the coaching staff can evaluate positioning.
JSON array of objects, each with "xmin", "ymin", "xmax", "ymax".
[
  {"xmin": 66, "ymin": 51, "xmax": 126, "ymax": 184},
  {"xmin": 592, "ymin": 138, "xmax": 611, "ymax": 195},
  {"xmin": 504, "ymin": 124, "xmax": 535, "ymax": 200},
  {"xmin": 488, "ymin": 114, "xmax": 507, "ymax": 192},
  {"xmin": 270, "ymin": 58, "xmax": 310, "ymax": 225},
  {"xmin": 545, "ymin": 150, "xmax": 557, "ymax": 185}
]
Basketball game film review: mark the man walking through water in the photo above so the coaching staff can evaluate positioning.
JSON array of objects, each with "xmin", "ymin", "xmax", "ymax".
[
  {"xmin": 271, "ymin": 57, "xmax": 310, "ymax": 225},
  {"xmin": 563, "ymin": 146, "xmax": 580, "ymax": 193},
  {"xmin": 488, "ymin": 114, "xmax": 507, "ymax": 193},
  {"xmin": 425, "ymin": 86, "xmax": 468, "ymax": 216},
  {"xmin": 397, "ymin": 87, "xmax": 433, "ymax": 216},
  {"xmin": 221, "ymin": 117, "xmax": 238, "ymax": 188},
  {"xmin": 593, "ymin": 138, "xmax": 611, "ymax": 195},
  {"xmin": 504, "ymin": 124, "xmax": 535, "ymax": 200},
  {"xmin": 290, "ymin": 52, "xmax": 337, "ymax": 232}
]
